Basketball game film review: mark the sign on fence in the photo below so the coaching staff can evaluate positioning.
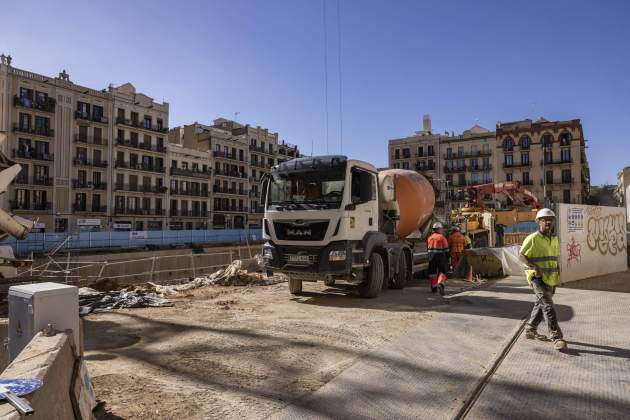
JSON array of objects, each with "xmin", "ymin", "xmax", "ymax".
[
  {"xmin": 78, "ymin": 219, "xmax": 101, "ymax": 227},
  {"xmin": 129, "ymin": 231, "xmax": 148, "ymax": 240}
]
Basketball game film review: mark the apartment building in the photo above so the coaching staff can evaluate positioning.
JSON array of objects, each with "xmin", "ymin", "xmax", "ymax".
[
  {"xmin": 0, "ymin": 58, "xmax": 170, "ymax": 232},
  {"xmin": 389, "ymin": 116, "xmax": 590, "ymax": 208}
]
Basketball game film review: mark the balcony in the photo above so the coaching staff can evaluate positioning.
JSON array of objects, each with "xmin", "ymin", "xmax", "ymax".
[
  {"xmin": 116, "ymin": 117, "xmax": 168, "ymax": 134},
  {"xmin": 14, "ymin": 95, "xmax": 56, "ymax": 113},
  {"xmin": 540, "ymin": 178, "xmax": 574, "ymax": 185},
  {"xmin": 443, "ymin": 165, "xmax": 467, "ymax": 173},
  {"xmin": 115, "ymin": 161, "xmax": 165, "ymax": 173},
  {"xmin": 73, "ymin": 158, "xmax": 108, "ymax": 168},
  {"xmin": 75, "ymin": 111, "xmax": 109, "ymax": 124},
  {"xmin": 169, "ymin": 188, "xmax": 209, "ymax": 197},
  {"xmin": 114, "ymin": 208, "xmax": 166, "ymax": 216},
  {"xmin": 540, "ymin": 158, "xmax": 573, "ymax": 166},
  {"xmin": 170, "ymin": 209, "xmax": 209, "ymax": 218},
  {"xmin": 503, "ymin": 161, "xmax": 531, "ymax": 168},
  {"xmin": 115, "ymin": 184, "xmax": 168, "ymax": 194},
  {"xmin": 115, "ymin": 138, "xmax": 166, "ymax": 153},
  {"xmin": 10, "ymin": 201, "xmax": 52, "ymax": 211},
  {"xmin": 72, "ymin": 180, "xmax": 108, "ymax": 190},
  {"xmin": 72, "ymin": 204, "xmax": 107, "ymax": 213},
  {"xmin": 170, "ymin": 167, "xmax": 212, "ymax": 179},
  {"xmin": 74, "ymin": 134, "xmax": 108, "ymax": 146},
  {"xmin": 14, "ymin": 176, "xmax": 54, "ymax": 186},
  {"xmin": 13, "ymin": 124, "xmax": 54, "ymax": 138},
  {"xmin": 415, "ymin": 164, "xmax": 436, "ymax": 171},
  {"xmin": 468, "ymin": 164, "xmax": 493, "ymax": 172},
  {"xmin": 443, "ymin": 150, "xmax": 492, "ymax": 160},
  {"xmin": 213, "ymin": 205, "xmax": 249, "ymax": 213},
  {"xmin": 249, "ymin": 144, "xmax": 275, "ymax": 155},
  {"xmin": 214, "ymin": 169, "xmax": 247, "ymax": 179},
  {"xmin": 213, "ymin": 186, "xmax": 248, "ymax": 196},
  {"xmin": 213, "ymin": 150, "xmax": 245, "ymax": 161},
  {"xmin": 12, "ymin": 149, "xmax": 54, "ymax": 162}
]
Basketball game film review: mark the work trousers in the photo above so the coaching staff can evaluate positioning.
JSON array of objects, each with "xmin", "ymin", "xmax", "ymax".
[
  {"xmin": 451, "ymin": 251, "xmax": 463, "ymax": 270},
  {"xmin": 526, "ymin": 277, "xmax": 563, "ymax": 340}
]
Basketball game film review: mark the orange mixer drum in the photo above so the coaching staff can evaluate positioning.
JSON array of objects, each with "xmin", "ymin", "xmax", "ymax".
[{"xmin": 379, "ymin": 169, "xmax": 435, "ymax": 239}]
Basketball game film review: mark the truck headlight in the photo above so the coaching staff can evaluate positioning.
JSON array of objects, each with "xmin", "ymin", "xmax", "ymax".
[{"xmin": 329, "ymin": 250, "xmax": 346, "ymax": 261}]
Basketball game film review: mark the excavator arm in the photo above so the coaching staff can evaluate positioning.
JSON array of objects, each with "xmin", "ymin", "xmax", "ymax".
[{"xmin": 461, "ymin": 181, "xmax": 540, "ymax": 209}]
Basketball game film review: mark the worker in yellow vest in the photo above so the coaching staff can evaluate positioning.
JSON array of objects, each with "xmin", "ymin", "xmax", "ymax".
[{"xmin": 520, "ymin": 208, "xmax": 567, "ymax": 351}]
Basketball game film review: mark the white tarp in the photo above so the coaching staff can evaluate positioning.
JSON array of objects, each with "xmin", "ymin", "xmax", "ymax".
[
  {"xmin": 454, "ymin": 245, "xmax": 527, "ymax": 278},
  {"xmin": 557, "ymin": 203, "xmax": 627, "ymax": 283}
]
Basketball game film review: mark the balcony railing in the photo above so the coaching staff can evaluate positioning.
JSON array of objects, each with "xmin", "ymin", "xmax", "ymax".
[
  {"xmin": 13, "ymin": 124, "xmax": 54, "ymax": 137},
  {"xmin": 503, "ymin": 161, "xmax": 532, "ymax": 168},
  {"xmin": 12, "ymin": 149, "xmax": 54, "ymax": 161},
  {"xmin": 75, "ymin": 111, "xmax": 109, "ymax": 124},
  {"xmin": 415, "ymin": 164, "xmax": 436, "ymax": 171},
  {"xmin": 540, "ymin": 178, "xmax": 575, "ymax": 185},
  {"xmin": 72, "ymin": 204, "xmax": 107, "ymax": 213},
  {"xmin": 541, "ymin": 158, "xmax": 573, "ymax": 166},
  {"xmin": 9, "ymin": 201, "xmax": 52, "ymax": 211},
  {"xmin": 113, "ymin": 208, "xmax": 167, "ymax": 216},
  {"xmin": 170, "ymin": 209, "xmax": 210, "ymax": 218},
  {"xmin": 115, "ymin": 117, "xmax": 168, "ymax": 133},
  {"xmin": 114, "ymin": 184, "xmax": 168, "ymax": 194},
  {"xmin": 170, "ymin": 167, "xmax": 212, "ymax": 178},
  {"xmin": 14, "ymin": 176, "xmax": 54, "ymax": 186},
  {"xmin": 14, "ymin": 95, "xmax": 56, "ymax": 113},
  {"xmin": 468, "ymin": 164, "xmax": 493, "ymax": 172},
  {"xmin": 74, "ymin": 134, "xmax": 108, "ymax": 146},
  {"xmin": 73, "ymin": 158, "xmax": 108, "ymax": 168},
  {"xmin": 213, "ymin": 186, "xmax": 248, "ymax": 195},
  {"xmin": 249, "ymin": 144, "xmax": 275, "ymax": 155},
  {"xmin": 444, "ymin": 150, "xmax": 492, "ymax": 160},
  {"xmin": 115, "ymin": 138, "xmax": 166, "ymax": 153},
  {"xmin": 72, "ymin": 180, "xmax": 108, "ymax": 190},
  {"xmin": 213, "ymin": 205, "xmax": 249, "ymax": 213},
  {"xmin": 443, "ymin": 165, "xmax": 467, "ymax": 173},
  {"xmin": 169, "ymin": 188, "xmax": 209, "ymax": 197},
  {"xmin": 115, "ymin": 161, "xmax": 165, "ymax": 173},
  {"xmin": 213, "ymin": 150, "xmax": 245, "ymax": 161},
  {"xmin": 214, "ymin": 169, "xmax": 247, "ymax": 179}
]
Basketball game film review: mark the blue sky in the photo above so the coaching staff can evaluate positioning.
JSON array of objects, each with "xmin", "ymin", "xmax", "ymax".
[{"xmin": 3, "ymin": 0, "xmax": 629, "ymax": 185}]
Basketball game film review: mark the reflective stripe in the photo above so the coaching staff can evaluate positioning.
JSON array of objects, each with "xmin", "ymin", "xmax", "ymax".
[
  {"xmin": 529, "ymin": 256, "xmax": 559, "ymax": 263},
  {"xmin": 540, "ymin": 267, "xmax": 559, "ymax": 273}
]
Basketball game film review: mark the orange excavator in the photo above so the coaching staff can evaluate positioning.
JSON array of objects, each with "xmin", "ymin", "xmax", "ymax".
[{"xmin": 460, "ymin": 181, "xmax": 540, "ymax": 210}]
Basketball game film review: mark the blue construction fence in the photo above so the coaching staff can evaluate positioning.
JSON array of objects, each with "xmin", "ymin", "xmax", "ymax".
[{"xmin": 5, "ymin": 229, "xmax": 263, "ymax": 256}]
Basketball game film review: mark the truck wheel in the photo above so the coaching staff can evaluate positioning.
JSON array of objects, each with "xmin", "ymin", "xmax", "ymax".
[
  {"xmin": 288, "ymin": 277, "xmax": 303, "ymax": 295},
  {"xmin": 390, "ymin": 252, "xmax": 409, "ymax": 289},
  {"xmin": 360, "ymin": 252, "xmax": 384, "ymax": 298},
  {"xmin": 324, "ymin": 278, "xmax": 336, "ymax": 287}
]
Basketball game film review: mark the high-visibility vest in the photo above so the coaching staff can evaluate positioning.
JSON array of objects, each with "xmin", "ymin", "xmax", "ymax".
[
  {"xmin": 520, "ymin": 231, "xmax": 560, "ymax": 286},
  {"xmin": 427, "ymin": 233, "xmax": 449, "ymax": 259},
  {"xmin": 448, "ymin": 232, "xmax": 466, "ymax": 253}
]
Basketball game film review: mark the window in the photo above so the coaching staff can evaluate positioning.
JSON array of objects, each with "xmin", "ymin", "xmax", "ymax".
[
  {"xmin": 458, "ymin": 174, "xmax": 465, "ymax": 185},
  {"xmin": 94, "ymin": 127, "xmax": 102, "ymax": 144},
  {"xmin": 457, "ymin": 146, "xmax": 464, "ymax": 157},
  {"xmin": 77, "ymin": 102, "xmax": 90, "ymax": 118},
  {"xmin": 78, "ymin": 125, "xmax": 88, "ymax": 142},
  {"xmin": 418, "ymin": 146, "xmax": 424, "ymax": 157},
  {"xmin": 75, "ymin": 193, "xmax": 87, "ymax": 211},
  {"xmin": 156, "ymin": 118, "xmax": 163, "ymax": 130},
  {"xmin": 394, "ymin": 149, "xmax": 400, "ymax": 159},
  {"xmin": 563, "ymin": 190, "xmax": 571, "ymax": 203},
  {"xmin": 504, "ymin": 154, "xmax": 513, "ymax": 167},
  {"xmin": 428, "ymin": 145, "xmax": 434, "ymax": 156},
  {"xmin": 519, "ymin": 135, "xmax": 531, "ymax": 150},
  {"xmin": 544, "ymin": 149, "xmax": 553, "ymax": 164},
  {"xmin": 542, "ymin": 133, "xmax": 554, "ymax": 147},
  {"xmin": 470, "ymin": 172, "xmax": 478, "ymax": 184},
  {"xmin": 20, "ymin": 87, "xmax": 33, "ymax": 100},
  {"xmin": 562, "ymin": 169, "xmax": 572, "ymax": 184},
  {"xmin": 546, "ymin": 170, "xmax": 554, "ymax": 184},
  {"xmin": 35, "ymin": 91, "xmax": 48, "ymax": 104},
  {"xmin": 521, "ymin": 152, "xmax": 529, "ymax": 165},
  {"xmin": 117, "ymin": 108, "xmax": 125, "ymax": 120},
  {"xmin": 402, "ymin": 161, "xmax": 409, "ymax": 169},
  {"xmin": 559, "ymin": 132, "xmax": 572, "ymax": 146},
  {"xmin": 483, "ymin": 171, "xmax": 492, "ymax": 183},
  {"xmin": 503, "ymin": 137, "xmax": 514, "ymax": 151},
  {"xmin": 402, "ymin": 148, "xmax": 410, "ymax": 158},
  {"xmin": 350, "ymin": 168, "xmax": 376, "ymax": 203},
  {"xmin": 131, "ymin": 112, "xmax": 139, "ymax": 125},
  {"xmin": 34, "ymin": 116, "xmax": 49, "ymax": 133},
  {"xmin": 19, "ymin": 113, "xmax": 31, "ymax": 129},
  {"xmin": 482, "ymin": 157, "xmax": 490, "ymax": 169},
  {"xmin": 506, "ymin": 173, "xmax": 513, "ymax": 181},
  {"xmin": 561, "ymin": 149, "xmax": 571, "ymax": 162},
  {"xmin": 92, "ymin": 194, "xmax": 101, "ymax": 211},
  {"xmin": 482, "ymin": 143, "xmax": 490, "ymax": 154},
  {"xmin": 523, "ymin": 172, "xmax": 531, "ymax": 185},
  {"xmin": 470, "ymin": 159, "xmax": 479, "ymax": 170},
  {"xmin": 428, "ymin": 159, "xmax": 434, "ymax": 170},
  {"xmin": 93, "ymin": 105, "xmax": 104, "ymax": 121},
  {"xmin": 446, "ymin": 148, "xmax": 452, "ymax": 158}
]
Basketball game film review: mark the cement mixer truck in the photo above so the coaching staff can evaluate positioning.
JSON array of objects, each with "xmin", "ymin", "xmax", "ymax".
[{"xmin": 261, "ymin": 155, "xmax": 436, "ymax": 298}]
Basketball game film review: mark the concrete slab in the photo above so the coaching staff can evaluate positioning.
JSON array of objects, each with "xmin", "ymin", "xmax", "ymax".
[{"xmin": 274, "ymin": 277, "xmax": 538, "ymax": 419}]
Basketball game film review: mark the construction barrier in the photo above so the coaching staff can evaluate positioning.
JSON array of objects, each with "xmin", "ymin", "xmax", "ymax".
[
  {"xmin": 4, "ymin": 228, "xmax": 262, "ymax": 257},
  {"xmin": 557, "ymin": 204, "xmax": 628, "ymax": 283}
]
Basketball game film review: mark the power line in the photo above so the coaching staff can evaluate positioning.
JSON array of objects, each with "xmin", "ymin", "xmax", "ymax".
[
  {"xmin": 322, "ymin": 0, "xmax": 329, "ymax": 154},
  {"xmin": 336, "ymin": 0, "xmax": 343, "ymax": 154}
]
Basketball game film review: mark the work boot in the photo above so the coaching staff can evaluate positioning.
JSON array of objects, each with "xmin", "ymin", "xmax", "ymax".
[
  {"xmin": 525, "ymin": 329, "xmax": 549, "ymax": 341},
  {"xmin": 554, "ymin": 339, "xmax": 567, "ymax": 351},
  {"xmin": 438, "ymin": 283, "xmax": 445, "ymax": 296}
]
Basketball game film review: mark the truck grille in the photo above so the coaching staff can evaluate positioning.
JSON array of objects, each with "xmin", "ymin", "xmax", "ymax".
[{"xmin": 274, "ymin": 220, "xmax": 329, "ymax": 241}]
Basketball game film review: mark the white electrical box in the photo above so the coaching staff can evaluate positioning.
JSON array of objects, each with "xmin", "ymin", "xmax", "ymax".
[{"xmin": 8, "ymin": 282, "xmax": 79, "ymax": 361}]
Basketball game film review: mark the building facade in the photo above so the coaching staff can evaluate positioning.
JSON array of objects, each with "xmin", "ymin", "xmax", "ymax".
[{"xmin": 389, "ymin": 116, "xmax": 590, "ymax": 209}]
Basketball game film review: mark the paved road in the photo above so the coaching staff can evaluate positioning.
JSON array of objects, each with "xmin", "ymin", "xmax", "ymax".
[{"xmin": 273, "ymin": 273, "xmax": 630, "ymax": 420}]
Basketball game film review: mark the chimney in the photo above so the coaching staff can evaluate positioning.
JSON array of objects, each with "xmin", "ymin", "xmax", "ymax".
[{"xmin": 423, "ymin": 114, "xmax": 432, "ymax": 133}]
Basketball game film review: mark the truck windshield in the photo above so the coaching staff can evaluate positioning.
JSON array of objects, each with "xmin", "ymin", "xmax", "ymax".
[{"xmin": 268, "ymin": 168, "xmax": 345, "ymax": 210}]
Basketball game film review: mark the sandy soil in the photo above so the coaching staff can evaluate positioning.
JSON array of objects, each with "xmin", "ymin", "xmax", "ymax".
[{"xmin": 84, "ymin": 277, "xmax": 484, "ymax": 419}]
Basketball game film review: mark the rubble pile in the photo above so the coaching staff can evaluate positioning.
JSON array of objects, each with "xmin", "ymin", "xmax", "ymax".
[{"xmin": 79, "ymin": 287, "xmax": 173, "ymax": 315}]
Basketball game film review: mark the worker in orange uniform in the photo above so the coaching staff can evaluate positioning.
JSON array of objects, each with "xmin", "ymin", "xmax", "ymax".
[
  {"xmin": 427, "ymin": 222, "xmax": 449, "ymax": 295},
  {"xmin": 447, "ymin": 226, "xmax": 466, "ymax": 271}
]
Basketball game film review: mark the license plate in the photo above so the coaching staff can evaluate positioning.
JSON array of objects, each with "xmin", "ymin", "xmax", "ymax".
[{"xmin": 288, "ymin": 255, "xmax": 311, "ymax": 263}]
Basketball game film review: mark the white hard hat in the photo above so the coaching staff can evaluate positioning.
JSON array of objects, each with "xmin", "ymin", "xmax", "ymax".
[
  {"xmin": 432, "ymin": 222, "xmax": 444, "ymax": 230},
  {"xmin": 535, "ymin": 208, "xmax": 556, "ymax": 220}
]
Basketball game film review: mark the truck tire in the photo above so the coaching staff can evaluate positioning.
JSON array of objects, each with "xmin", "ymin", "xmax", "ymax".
[
  {"xmin": 360, "ymin": 252, "xmax": 384, "ymax": 298},
  {"xmin": 324, "ymin": 278, "xmax": 336, "ymax": 287},
  {"xmin": 288, "ymin": 276, "xmax": 303, "ymax": 295},
  {"xmin": 390, "ymin": 252, "xmax": 409, "ymax": 289}
]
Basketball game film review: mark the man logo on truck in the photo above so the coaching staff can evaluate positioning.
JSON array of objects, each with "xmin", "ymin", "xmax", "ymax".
[{"xmin": 287, "ymin": 229, "xmax": 312, "ymax": 237}]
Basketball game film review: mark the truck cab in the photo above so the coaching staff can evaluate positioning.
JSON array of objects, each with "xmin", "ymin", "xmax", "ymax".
[{"xmin": 261, "ymin": 155, "xmax": 418, "ymax": 298}]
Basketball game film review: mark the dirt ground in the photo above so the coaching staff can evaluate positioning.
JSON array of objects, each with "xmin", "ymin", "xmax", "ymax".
[{"xmin": 84, "ymin": 276, "xmax": 485, "ymax": 419}]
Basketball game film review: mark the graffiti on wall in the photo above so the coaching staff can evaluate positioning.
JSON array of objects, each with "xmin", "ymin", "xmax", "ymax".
[
  {"xmin": 566, "ymin": 236, "xmax": 582, "ymax": 265},
  {"xmin": 585, "ymin": 207, "xmax": 626, "ymax": 256}
]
